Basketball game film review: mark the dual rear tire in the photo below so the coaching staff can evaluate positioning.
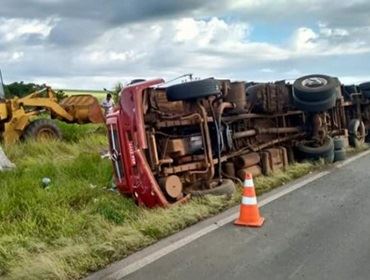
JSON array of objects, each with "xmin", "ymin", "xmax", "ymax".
[
  {"xmin": 293, "ymin": 74, "xmax": 339, "ymax": 112},
  {"xmin": 296, "ymin": 136, "xmax": 334, "ymax": 163},
  {"xmin": 333, "ymin": 137, "xmax": 347, "ymax": 162}
]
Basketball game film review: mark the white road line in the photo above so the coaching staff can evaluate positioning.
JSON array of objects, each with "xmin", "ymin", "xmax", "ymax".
[
  {"xmin": 106, "ymin": 224, "xmax": 220, "ymax": 280},
  {"xmin": 87, "ymin": 149, "xmax": 370, "ymax": 280},
  {"xmin": 335, "ymin": 149, "xmax": 370, "ymax": 168}
]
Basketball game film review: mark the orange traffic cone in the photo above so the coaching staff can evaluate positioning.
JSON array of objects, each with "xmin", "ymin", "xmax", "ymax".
[{"xmin": 234, "ymin": 172, "xmax": 265, "ymax": 227}]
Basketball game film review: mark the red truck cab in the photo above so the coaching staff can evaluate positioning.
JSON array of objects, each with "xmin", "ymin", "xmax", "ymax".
[{"xmin": 106, "ymin": 79, "xmax": 171, "ymax": 207}]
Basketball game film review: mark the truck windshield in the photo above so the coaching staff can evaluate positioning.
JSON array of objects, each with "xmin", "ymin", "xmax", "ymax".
[{"xmin": 0, "ymin": 70, "xmax": 5, "ymax": 99}]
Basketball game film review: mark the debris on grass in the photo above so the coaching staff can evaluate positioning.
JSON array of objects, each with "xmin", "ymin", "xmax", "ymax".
[{"xmin": 0, "ymin": 146, "xmax": 15, "ymax": 171}]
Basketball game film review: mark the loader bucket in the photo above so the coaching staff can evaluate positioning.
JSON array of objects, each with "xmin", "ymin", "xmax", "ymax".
[{"xmin": 59, "ymin": 95, "xmax": 105, "ymax": 124}]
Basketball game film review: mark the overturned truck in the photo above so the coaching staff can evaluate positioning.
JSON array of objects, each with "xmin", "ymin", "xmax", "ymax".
[{"xmin": 106, "ymin": 74, "xmax": 370, "ymax": 207}]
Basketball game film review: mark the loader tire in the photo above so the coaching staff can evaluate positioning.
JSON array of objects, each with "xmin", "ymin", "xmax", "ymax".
[
  {"xmin": 296, "ymin": 136, "xmax": 334, "ymax": 162},
  {"xmin": 166, "ymin": 78, "xmax": 221, "ymax": 101},
  {"xmin": 23, "ymin": 119, "xmax": 62, "ymax": 141},
  {"xmin": 293, "ymin": 74, "xmax": 339, "ymax": 102},
  {"xmin": 189, "ymin": 179, "xmax": 236, "ymax": 198},
  {"xmin": 348, "ymin": 119, "xmax": 365, "ymax": 148}
]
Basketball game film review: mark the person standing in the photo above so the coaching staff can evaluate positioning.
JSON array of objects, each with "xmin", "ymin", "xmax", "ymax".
[{"xmin": 101, "ymin": 93, "xmax": 115, "ymax": 116}]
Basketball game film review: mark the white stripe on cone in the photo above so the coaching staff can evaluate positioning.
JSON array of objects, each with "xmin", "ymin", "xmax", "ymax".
[
  {"xmin": 243, "ymin": 179, "xmax": 254, "ymax": 188},
  {"xmin": 242, "ymin": 196, "xmax": 257, "ymax": 205}
]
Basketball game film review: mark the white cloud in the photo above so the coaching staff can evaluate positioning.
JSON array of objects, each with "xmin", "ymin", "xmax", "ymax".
[
  {"xmin": 0, "ymin": 17, "xmax": 56, "ymax": 42},
  {"xmin": 87, "ymin": 50, "xmax": 145, "ymax": 63},
  {"xmin": 2, "ymin": 0, "xmax": 370, "ymax": 89},
  {"xmin": 0, "ymin": 51, "xmax": 24, "ymax": 62},
  {"xmin": 174, "ymin": 17, "xmax": 249, "ymax": 47},
  {"xmin": 292, "ymin": 27, "xmax": 318, "ymax": 52},
  {"xmin": 260, "ymin": 68, "xmax": 275, "ymax": 73},
  {"xmin": 290, "ymin": 24, "xmax": 370, "ymax": 56},
  {"xmin": 73, "ymin": 17, "xmax": 292, "ymax": 81}
]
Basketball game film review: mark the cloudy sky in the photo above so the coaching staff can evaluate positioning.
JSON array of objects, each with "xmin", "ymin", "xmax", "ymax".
[{"xmin": 1, "ymin": 0, "xmax": 370, "ymax": 89}]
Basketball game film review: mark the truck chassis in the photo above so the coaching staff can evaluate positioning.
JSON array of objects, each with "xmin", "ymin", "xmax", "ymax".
[{"xmin": 107, "ymin": 75, "xmax": 370, "ymax": 207}]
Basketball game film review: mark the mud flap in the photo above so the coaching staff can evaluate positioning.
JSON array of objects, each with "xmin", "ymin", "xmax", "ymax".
[{"xmin": 0, "ymin": 146, "xmax": 15, "ymax": 171}]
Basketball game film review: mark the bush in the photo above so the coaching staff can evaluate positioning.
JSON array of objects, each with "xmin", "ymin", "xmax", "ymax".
[{"xmin": 4, "ymin": 82, "xmax": 45, "ymax": 98}]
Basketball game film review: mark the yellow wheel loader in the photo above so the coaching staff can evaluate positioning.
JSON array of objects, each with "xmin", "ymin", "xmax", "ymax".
[{"xmin": 0, "ymin": 72, "xmax": 105, "ymax": 146}]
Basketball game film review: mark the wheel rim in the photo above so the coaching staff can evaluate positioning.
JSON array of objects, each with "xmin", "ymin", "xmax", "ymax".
[
  {"xmin": 36, "ymin": 128, "xmax": 57, "ymax": 140},
  {"xmin": 301, "ymin": 77, "xmax": 328, "ymax": 89},
  {"xmin": 356, "ymin": 122, "xmax": 365, "ymax": 143}
]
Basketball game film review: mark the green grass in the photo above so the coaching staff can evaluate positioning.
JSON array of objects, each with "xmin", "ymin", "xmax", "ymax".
[
  {"xmin": 55, "ymin": 121, "xmax": 106, "ymax": 142},
  {"xmin": 61, "ymin": 90, "xmax": 106, "ymax": 102},
  {"xmin": 0, "ymin": 127, "xmax": 324, "ymax": 279}
]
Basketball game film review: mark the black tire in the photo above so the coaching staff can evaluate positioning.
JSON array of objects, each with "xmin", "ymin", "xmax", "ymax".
[
  {"xmin": 297, "ymin": 136, "xmax": 334, "ymax": 162},
  {"xmin": 327, "ymin": 149, "xmax": 335, "ymax": 163},
  {"xmin": 348, "ymin": 119, "xmax": 365, "ymax": 148},
  {"xmin": 129, "ymin": 79, "xmax": 146, "ymax": 85},
  {"xmin": 292, "ymin": 92, "xmax": 336, "ymax": 112},
  {"xmin": 344, "ymin": 85, "xmax": 358, "ymax": 94},
  {"xmin": 334, "ymin": 149, "xmax": 346, "ymax": 162},
  {"xmin": 343, "ymin": 85, "xmax": 358, "ymax": 100},
  {"xmin": 166, "ymin": 78, "xmax": 221, "ymax": 101},
  {"xmin": 189, "ymin": 179, "xmax": 236, "ymax": 197},
  {"xmin": 359, "ymin": 81, "xmax": 370, "ymax": 98},
  {"xmin": 22, "ymin": 119, "xmax": 62, "ymax": 141},
  {"xmin": 293, "ymin": 74, "xmax": 339, "ymax": 102},
  {"xmin": 359, "ymin": 82, "xmax": 370, "ymax": 91},
  {"xmin": 333, "ymin": 136, "xmax": 346, "ymax": 150},
  {"xmin": 361, "ymin": 90, "xmax": 370, "ymax": 99}
]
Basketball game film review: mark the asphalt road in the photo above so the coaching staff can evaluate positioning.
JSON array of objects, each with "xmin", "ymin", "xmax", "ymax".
[{"xmin": 125, "ymin": 154, "xmax": 370, "ymax": 280}]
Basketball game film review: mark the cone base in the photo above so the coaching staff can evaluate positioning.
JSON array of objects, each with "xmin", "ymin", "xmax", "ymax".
[{"xmin": 234, "ymin": 217, "xmax": 265, "ymax": 227}]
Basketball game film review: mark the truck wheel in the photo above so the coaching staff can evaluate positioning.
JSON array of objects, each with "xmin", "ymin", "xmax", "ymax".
[
  {"xmin": 297, "ymin": 136, "xmax": 334, "ymax": 162},
  {"xmin": 359, "ymin": 82, "xmax": 370, "ymax": 91},
  {"xmin": 334, "ymin": 149, "xmax": 346, "ymax": 161},
  {"xmin": 343, "ymin": 85, "xmax": 357, "ymax": 100},
  {"xmin": 361, "ymin": 90, "xmax": 370, "ymax": 99},
  {"xmin": 166, "ymin": 78, "xmax": 221, "ymax": 101},
  {"xmin": 189, "ymin": 179, "xmax": 236, "ymax": 197},
  {"xmin": 359, "ymin": 82, "xmax": 370, "ymax": 98},
  {"xmin": 23, "ymin": 119, "xmax": 62, "ymax": 141},
  {"xmin": 292, "ymin": 93, "xmax": 336, "ymax": 112},
  {"xmin": 333, "ymin": 136, "xmax": 346, "ymax": 150},
  {"xmin": 344, "ymin": 85, "xmax": 358, "ymax": 94},
  {"xmin": 293, "ymin": 74, "xmax": 339, "ymax": 102},
  {"xmin": 348, "ymin": 119, "xmax": 365, "ymax": 148}
]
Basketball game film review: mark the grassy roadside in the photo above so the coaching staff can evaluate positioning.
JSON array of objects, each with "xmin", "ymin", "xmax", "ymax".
[{"xmin": 0, "ymin": 128, "xmax": 360, "ymax": 279}]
